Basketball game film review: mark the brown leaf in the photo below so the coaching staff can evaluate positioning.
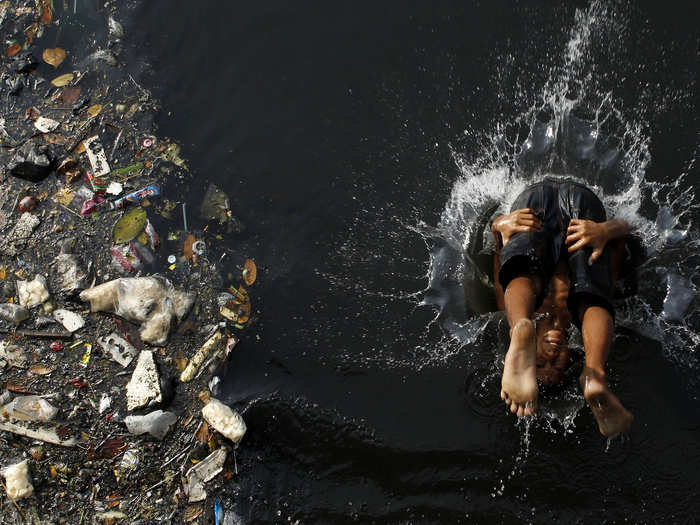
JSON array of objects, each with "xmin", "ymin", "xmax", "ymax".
[
  {"xmin": 43, "ymin": 133, "xmax": 68, "ymax": 145},
  {"xmin": 42, "ymin": 47, "xmax": 66, "ymax": 68},
  {"xmin": 39, "ymin": 0, "xmax": 52, "ymax": 25},
  {"xmin": 59, "ymin": 86, "xmax": 81, "ymax": 106},
  {"xmin": 243, "ymin": 258, "xmax": 257, "ymax": 285},
  {"xmin": 173, "ymin": 352, "xmax": 188, "ymax": 372},
  {"xmin": 88, "ymin": 437, "xmax": 126, "ymax": 460},
  {"xmin": 183, "ymin": 233, "xmax": 195, "ymax": 260},
  {"xmin": 194, "ymin": 421, "xmax": 209, "ymax": 444},
  {"xmin": 7, "ymin": 43, "xmax": 21, "ymax": 57},
  {"xmin": 29, "ymin": 364, "xmax": 54, "ymax": 375}
]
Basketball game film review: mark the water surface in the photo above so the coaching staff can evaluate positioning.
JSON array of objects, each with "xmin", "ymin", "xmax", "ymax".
[{"xmin": 130, "ymin": 2, "xmax": 699, "ymax": 522}]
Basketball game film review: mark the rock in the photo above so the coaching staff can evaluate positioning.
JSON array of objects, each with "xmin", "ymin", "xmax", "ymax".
[
  {"xmin": 17, "ymin": 274, "xmax": 50, "ymax": 308},
  {"xmin": 0, "ymin": 212, "xmax": 40, "ymax": 256},
  {"xmin": 51, "ymin": 253, "xmax": 89, "ymax": 294},
  {"xmin": 0, "ymin": 303, "xmax": 30, "ymax": 324},
  {"xmin": 80, "ymin": 276, "xmax": 195, "ymax": 345},
  {"xmin": 201, "ymin": 398, "xmax": 246, "ymax": 444},
  {"xmin": 124, "ymin": 410, "xmax": 176, "ymax": 440},
  {"xmin": 1, "ymin": 460, "xmax": 33, "ymax": 500},
  {"xmin": 53, "ymin": 309, "xmax": 85, "ymax": 332},
  {"xmin": 0, "ymin": 342, "xmax": 26, "ymax": 368},
  {"xmin": 2, "ymin": 395, "xmax": 58, "ymax": 422},
  {"xmin": 97, "ymin": 333, "xmax": 137, "ymax": 368},
  {"xmin": 125, "ymin": 351, "xmax": 162, "ymax": 410},
  {"xmin": 7, "ymin": 141, "xmax": 54, "ymax": 182},
  {"xmin": 186, "ymin": 447, "xmax": 227, "ymax": 502}
]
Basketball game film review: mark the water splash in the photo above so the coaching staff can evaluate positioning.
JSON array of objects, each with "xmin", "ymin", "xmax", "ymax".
[{"xmin": 426, "ymin": 0, "xmax": 699, "ymax": 429}]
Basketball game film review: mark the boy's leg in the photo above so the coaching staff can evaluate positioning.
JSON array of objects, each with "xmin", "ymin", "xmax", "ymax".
[
  {"xmin": 500, "ymin": 274, "xmax": 541, "ymax": 417},
  {"xmin": 578, "ymin": 301, "xmax": 633, "ymax": 436}
]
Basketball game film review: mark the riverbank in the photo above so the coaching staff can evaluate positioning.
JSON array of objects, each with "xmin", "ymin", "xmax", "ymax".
[{"xmin": 0, "ymin": 2, "xmax": 253, "ymax": 523}]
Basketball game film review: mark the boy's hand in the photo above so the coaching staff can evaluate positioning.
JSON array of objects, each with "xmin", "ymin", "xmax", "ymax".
[
  {"xmin": 492, "ymin": 208, "xmax": 542, "ymax": 245},
  {"xmin": 566, "ymin": 219, "xmax": 609, "ymax": 265}
]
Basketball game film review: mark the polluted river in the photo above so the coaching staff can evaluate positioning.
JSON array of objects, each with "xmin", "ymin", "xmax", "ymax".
[{"xmin": 0, "ymin": 1, "xmax": 698, "ymax": 524}]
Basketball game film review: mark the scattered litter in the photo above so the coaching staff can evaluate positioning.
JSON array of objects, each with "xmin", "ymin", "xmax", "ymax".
[
  {"xmin": 97, "ymin": 333, "xmax": 137, "ymax": 367},
  {"xmin": 83, "ymin": 134, "xmax": 111, "ymax": 177},
  {"xmin": 53, "ymin": 308, "xmax": 85, "ymax": 332},
  {"xmin": 110, "ymin": 184, "xmax": 160, "ymax": 209},
  {"xmin": 0, "ymin": 303, "xmax": 30, "ymax": 324},
  {"xmin": 17, "ymin": 195, "xmax": 38, "ymax": 212},
  {"xmin": 180, "ymin": 331, "xmax": 224, "ymax": 382},
  {"xmin": 185, "ymin": 447, "xmax": 227, "ymax": 502},
  {"xmin": 34, "ymin": 115, "xmax": 59, "ymax": 132},
  {"xmin": 125, "ymin": 350, "xmax": 162, "ymax": 410},
  {"xmin": 0, "ymin": 420, "xmax": 77, "ymax": 446},
  {"xmin": 108, "ymin": 16, "xmax": 125, "ymax": 39},
  {"xmin": 242, "ymin": 258, "xmax": 257, "ymax": 285},
  {"xmin": 124, "ymin": 410, "xmax": 177, "ymax": 440},
  {"xmin": 2, "ymin": 395, "xmax": 58, "ymax": 422},
  {"xmin": 0, "ymin": 342, "xmax": 26, "ymax": 368},
  {"xmin": 1, "ymin": 460, "xmax": 33, "ymax": 500},
  {"xmin": 99, "ymin": 393, "xmax": 111, "ymax": 414},
  {"xmin": 80, "ymin": 276, "xmax": 194, "ymax": 345},
  {"xmin": 201, "ymin": 398, "xmax": 247, "ymax": 444},
  {"xmin": 51, "ymin": 250, "xmax": 90, "ymax": 294},
  {"xmin": 106, "ymin": 181, "xmax": 123, "ymax": 195}
]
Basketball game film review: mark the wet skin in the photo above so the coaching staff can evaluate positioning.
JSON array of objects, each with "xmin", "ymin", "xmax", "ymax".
[{"xmin": 491, "ymin": 209, "xmax": 633, "ymax": 436}]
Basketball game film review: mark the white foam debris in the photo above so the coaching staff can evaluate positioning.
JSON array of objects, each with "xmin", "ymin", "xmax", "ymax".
[
  {"xmin": 17, "ymin": 274, "xmax": 50, "ymax": 308},
  {"xmin": 201, "ymin": 398, "xmax": 246, "ymax": 444},
  {"xmin": 125, "ymin": 351, "xmax": 161, "ymax": 411},
  {"xmin": 1, "ymin": 460, "xmax": 33, "ymax": 499},
  {"xmin": 53, "ymin": 308, "xmax": 85, "ymax": 332}
]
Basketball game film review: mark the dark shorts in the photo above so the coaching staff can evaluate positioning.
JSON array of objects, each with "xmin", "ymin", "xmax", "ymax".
[{"xmin": 498, "ymin": 177, "xmax": 615, "ymax": 325}]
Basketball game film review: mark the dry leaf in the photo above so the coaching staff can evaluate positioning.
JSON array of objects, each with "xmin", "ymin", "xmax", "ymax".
[
  {"xmin": 43, "ymin": 133, "xmax": 68, "ymax": 145},
  {"xmin": 39, "ymin": 0, "xmax": 52, "ymax": 25},
  {"xmin": 29, "ymin": 364, "xmax": 54, "ymax": 375},
  {"xmin": 194, "ymin": 421, "xmax": 209, "ymax": 444},
  {"xmin": 51, "ymin": 73, "xmax": 74, "ymax": 87},
  {"xmin": 59, "ymin": 86, "xmax": 81, "ymax": 106},
  {"xmin": 183, "ymin": 233, "xmax": 195, "ymax": 259},
  {"xmin": 87, "ymin": 104, "xmax": 102, "ymax": 117},
  {"xmin": 7, "ymin": 43, "xmax": 21, "ymax": 57},
  {"xmin": 243, "ymin": 258, "xmax": 257, "ymax": 285},
  {"xmin": 42, "ymin": 47, "xmax": 66, "ymax": 68},
  {"xmin": 72, "ymin": 142, "xmax": 86, "ymax": 155}
]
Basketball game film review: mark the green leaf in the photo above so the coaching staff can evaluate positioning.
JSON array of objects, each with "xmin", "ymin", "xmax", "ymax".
[{"xmin": 112, "ymin": 207, "xmax": 147, "ymax": 244}]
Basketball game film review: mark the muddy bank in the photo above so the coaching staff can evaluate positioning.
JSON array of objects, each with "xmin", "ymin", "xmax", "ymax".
[{"xmin": 0, "ymin": 2, "xmax": 255, "ymax": 523}]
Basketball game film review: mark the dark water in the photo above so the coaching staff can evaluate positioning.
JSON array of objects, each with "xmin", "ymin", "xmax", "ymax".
[{"xmin": 126, "ymin": 1, "xmax": 699, "ymax": 523}]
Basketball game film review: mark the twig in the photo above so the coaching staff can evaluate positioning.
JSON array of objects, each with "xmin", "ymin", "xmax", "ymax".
[
  {"xmin": 161, "ymin": 443, "xmax": 193, "ymax": 469},
  {"xmin": 59, "ymin": 204, "xmax": 81, "ymax": 217},
  {"xmin": 110, "ymin": 129, "xmax": 122, "ymax": 161}
]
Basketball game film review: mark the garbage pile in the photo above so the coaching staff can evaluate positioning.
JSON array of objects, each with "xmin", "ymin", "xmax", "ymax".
[{"xmin": 0, "ymin": 2, "xmax": 256, "ymax": 522}]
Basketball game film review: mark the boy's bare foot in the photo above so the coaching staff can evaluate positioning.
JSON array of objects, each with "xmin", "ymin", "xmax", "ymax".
[
  {"xmin": 500, "ymin": 319, "xmax": 538, "ymax": 417},
  {"xmin": 580, "ymin": 367, "xmax": 634, "ymax": 437}
]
